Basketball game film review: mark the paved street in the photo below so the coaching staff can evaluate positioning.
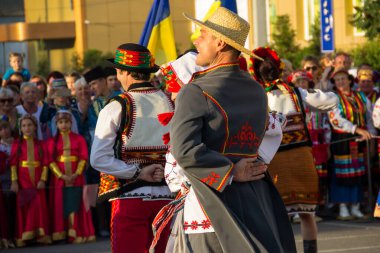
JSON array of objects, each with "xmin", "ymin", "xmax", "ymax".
[
  {"xmin": 293, "ymin": 219, "xmax": 380, "ymax": 253},
  {"xmin": 4, "ymin": 219, "xmax": 380, "ymax": 253}
]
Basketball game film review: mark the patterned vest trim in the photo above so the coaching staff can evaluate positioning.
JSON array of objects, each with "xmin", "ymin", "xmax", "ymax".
[
  {"xmin": 336, "ymin": 90, "xmax": 367, "ymax": 129},
  {"xmin": 98, "ymin": 89, "xmax": 173, "ymax": 201},
  {"xmin": 275, "ymin": 84, "xmax": 312, "ymax": 151}
]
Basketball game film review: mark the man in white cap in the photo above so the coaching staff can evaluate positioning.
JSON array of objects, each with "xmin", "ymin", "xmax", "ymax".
[{"xmin": 169, "ymin": 7, "xmax": 296, "ymax": 253}]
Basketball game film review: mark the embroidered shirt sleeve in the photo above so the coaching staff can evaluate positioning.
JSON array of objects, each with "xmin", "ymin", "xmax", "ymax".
[
  {"xmin": 328, "ymin": 107, "xmax": 356, "ymax": 134},
  {"xmin": 365, "ymin": 99, "xmax": 377, "ymax": 135},
  {"xmin": 258, "ymin": 113, "xmax": 283, "ymax": 164},
  {"xmin": 298, "ymin": 88, "xmax": 338, "ymax": 112},
  {"xmin": 90, "ymin": 101, "xmax": 139, "ymax": 179},
  {"xmin": 171, "ymin": 84, "xmax": 233, "ymax": 192},
  {"xmin": 372, "ymin": 98, "xmax": 380, "ymax": 129}
]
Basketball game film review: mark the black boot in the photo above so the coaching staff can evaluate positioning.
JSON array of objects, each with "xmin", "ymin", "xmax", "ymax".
[{"xmin": 303, "ymin": 240, "xmax": 317, "ymax": 253}]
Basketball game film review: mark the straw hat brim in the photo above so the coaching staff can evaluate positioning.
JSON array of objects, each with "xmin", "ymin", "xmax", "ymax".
[{"xmin": 183, "ymin": 13, "xmax": 263, "ymax": 61}]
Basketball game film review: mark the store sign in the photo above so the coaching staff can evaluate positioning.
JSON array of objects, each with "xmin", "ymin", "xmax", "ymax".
[{"xmin": 320, "ymin": 0, "xmax": 335, "ymax": 52}]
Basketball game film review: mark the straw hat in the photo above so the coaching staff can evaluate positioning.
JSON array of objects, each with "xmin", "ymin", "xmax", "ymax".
[{"xmin": 183, "ymin": 7, "xmax": 262, "ymax": 60}]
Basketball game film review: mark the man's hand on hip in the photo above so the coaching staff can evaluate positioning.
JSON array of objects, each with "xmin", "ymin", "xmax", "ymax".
[
  {"xmin": 137, "ymin": 164, "xmax": 164, "ymax": 182},
  {"xmin": 233, "ymin": 158, "xmax": 267, "ymax": 182}
]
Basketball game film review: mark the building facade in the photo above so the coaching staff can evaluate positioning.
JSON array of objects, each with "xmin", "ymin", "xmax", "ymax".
[{"xmin": 0, "ymin": 0, "xmax": 367, "ymax": 76}]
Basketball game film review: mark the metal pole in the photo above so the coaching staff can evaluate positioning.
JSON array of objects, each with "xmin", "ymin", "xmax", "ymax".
[
  {"xmin": 366, "ymin": 139, "xmax": 374, "ymax": 219},
  {"xmin": 252, "ymin": 0, "xmax": 268, "ymax": 48}
]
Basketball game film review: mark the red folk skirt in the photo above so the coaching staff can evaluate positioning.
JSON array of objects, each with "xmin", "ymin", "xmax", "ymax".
[
  {"xmin": 49, "ymin": 168, "xmax": 95, "ymax": 243},
  {"xmin": 15, "ymin": 165, "xmax": 51, "ymax": 247}
]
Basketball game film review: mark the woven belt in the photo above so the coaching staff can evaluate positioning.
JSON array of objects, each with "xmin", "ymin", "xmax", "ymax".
[
  {"xmin": 20, "ymin": 161, "xmax": 40, "ymax": 167},
  {"xmin": 57, "ymin": 155, "xmax": 78, "ymax": 162}
]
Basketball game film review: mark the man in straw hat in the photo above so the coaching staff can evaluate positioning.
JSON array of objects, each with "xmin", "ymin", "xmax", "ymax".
[
  {"xmin": 169, "ymin": 7, "xmax": 296, "ymax": 253},
  {"xmin": 90, "ymin": 43, "xmax": 174, "ymax": 253}
]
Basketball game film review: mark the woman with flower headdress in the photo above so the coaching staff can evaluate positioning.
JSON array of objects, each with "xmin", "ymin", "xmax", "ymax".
[
  {"xmin": 250, "ymin": 47, "xmax": 339, "ymax": 253},
  {"xmin": 46, "ymin": 110, "xmax": 95, "ymax": 243},
  {"xmin": 9, "ymin": 114, "xmax": 51, "ymax": 247}
]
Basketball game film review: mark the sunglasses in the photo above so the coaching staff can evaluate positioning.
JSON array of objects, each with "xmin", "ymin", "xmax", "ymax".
[
  {"xmin": 0, "ymin": 98, "xmax": 14, "ymax": 104},
  {"xmin": 305, "ymin": 66, "xmax": 318, "ymax": 71}
]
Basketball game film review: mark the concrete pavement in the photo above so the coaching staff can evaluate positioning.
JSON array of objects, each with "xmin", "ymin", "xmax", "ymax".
[{"xmin": 5, "ymin": 219, "xmax": 380, "ymax": 253}]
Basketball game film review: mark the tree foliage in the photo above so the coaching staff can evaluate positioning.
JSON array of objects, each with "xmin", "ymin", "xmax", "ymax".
[
  {"xmin": 351, "ymin": 40, "xmax": 380, "ymax": 70},
  {"xmin": 270, "ymin": 14, "xmax": 323, "ymax": 68},
  {"xmin": 302, "ymin": 15, "xmax": 321, "ymax": 58},
  {"xmin": 71, "ymin": 49, "xmax": 113, "ymax": 72},
  {"xmin": 350, "ymin": 0, "xmax": 380, "ymax": 41},
  {"xmin": 270, "ymin": 15, "xmax": 300, "ymax": 65},
  {"xmin": 36, "ymin": 40, "xmax": 50, "ymax": 77}
]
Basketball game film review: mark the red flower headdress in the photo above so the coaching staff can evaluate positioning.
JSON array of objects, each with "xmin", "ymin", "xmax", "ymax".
[{"xmin": 248, "ymin": 47, "xmax": 285, "ymax": 91}]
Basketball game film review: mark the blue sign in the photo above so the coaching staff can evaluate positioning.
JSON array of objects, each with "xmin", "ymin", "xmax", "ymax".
[{"xmin": 320, "ymin": 0, "xmax": 335, "ymax": 53}]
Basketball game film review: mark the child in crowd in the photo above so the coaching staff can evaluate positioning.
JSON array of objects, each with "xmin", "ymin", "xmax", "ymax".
[
  {"xmin": 47, "ymin": 110, "xmax": 95, "ymax": 243},
  {"xmin": 2, "ymin": 52, "xmax": 31, "ymax": 85},
  {"xmin": 42, "ymin": 87, "xmax": 81, "ymax": 138},
  {"xmin": 9, "ymin": 114, "xmax": 51, "ymax": 247},
  {"xmin": 65, "ymin": 72, "xmax": 81, "ymax": 96}
]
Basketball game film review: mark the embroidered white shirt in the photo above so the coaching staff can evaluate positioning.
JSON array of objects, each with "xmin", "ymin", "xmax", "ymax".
[{"xmin": 91, "ymin": 100, "xmax": 173, "ymax": 200}]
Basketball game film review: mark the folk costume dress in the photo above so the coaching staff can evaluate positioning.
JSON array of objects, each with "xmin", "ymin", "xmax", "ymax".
[
  {"xmin": 170, "ymin": 62, "xmax": 296, "ymax": 253},
  {"xmin": 328, "ymin": 90, "xmax": 376, "ymax": 204},
  {"xmin": 306, "ymin": 108, "xmax": 331, "ymax": 202},
  {"xmin": 0, "ymin": 151, "xmax": 9, "ymax": 246},
  {"xmin": 372, "ymin": 97, "xmax": 380, "ymax": 217},
  {"xmin": 0, "ymin": 140, "xmax": 14, "ymax": 247},
  {"xmin": 366, "ymin": 90, "xmax": 380, "ymax": 177},
  {"xmin": 9, "ymin": 136, "xmax": 51, "ymax": 247},
  {"xmin": 265, "ymin": 81, "xmax": 338, "ymax": 213},
  {"xmin": 47, "ymin": 131, "xmax": 95, "ymax": 243},
  {"xmin": 91, "ymin": 82, "xmax": 175, "ymax": 253}
]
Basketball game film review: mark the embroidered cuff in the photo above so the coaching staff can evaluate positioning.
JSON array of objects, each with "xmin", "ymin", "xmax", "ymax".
[
  {"xmin": 130, "ymin": 164, "xmax": 142, "ymax": 181},
  {"xmin": 49, "ymin": 162, "xmax": 63, "ymax": 178},
  {"xmin": 76, "ymin": 160, "xmax": 86, "ymax": 175},
  {"xmin": 216, "ymin": 163, "xmax": 234, "ymax": 192},
  {"xmin": 41, "ymin": 166, "xmax": 48, "ymax": 181},
  {"xmin": 351, "ymin": 125, "xmax": 357, "ymax": 135},
  {"xmin": 11, "ymin": 166, "xmax": 18, "ymax": 181}
]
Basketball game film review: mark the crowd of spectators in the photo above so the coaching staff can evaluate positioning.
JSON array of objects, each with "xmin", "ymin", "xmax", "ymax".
[{"xmin": 0, "ymin": 49, "xmax": 380, "ymax": 249}]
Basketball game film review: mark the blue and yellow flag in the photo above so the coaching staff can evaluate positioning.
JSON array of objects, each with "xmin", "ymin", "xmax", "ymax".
[
  {"xmin": 190, "ymin": 0, "xmax": 237, "ymax": 42},
  {"xmin": 220, "ymin": 0, "xmax": 237, "ymax": 13},
  {"xmin": 139, "ymin": 0, "xmax": 177, "ymax": 65}
]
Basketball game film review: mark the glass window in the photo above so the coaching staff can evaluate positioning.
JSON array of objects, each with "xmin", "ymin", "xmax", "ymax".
[
  {"xmin": 303, "ymin": 0, "xmax": 320, "ymax": 41},
  {"xmin": 0, "ymin": 0, "xmax": 25, "ymax": 24}
]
